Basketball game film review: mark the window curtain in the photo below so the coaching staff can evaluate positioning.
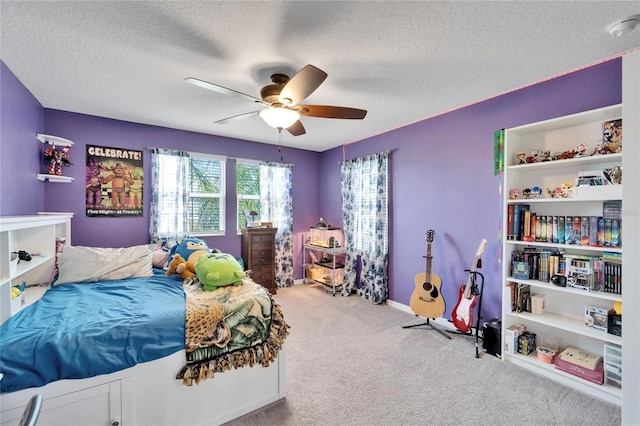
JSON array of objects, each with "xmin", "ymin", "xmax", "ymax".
[
  {"xmin": 340, "ymin": 151, "xmax": 389, "ymax": 304},
  {"xmin": 260, "ymin": 162, "xmax": 294, "ymax": 289},
  {"xmin": 149, "ymin": 147, "xmax": 190, "ymax": 243}
]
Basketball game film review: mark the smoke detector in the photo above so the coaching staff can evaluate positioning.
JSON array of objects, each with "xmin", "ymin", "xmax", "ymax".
[{"xmin": 608, "ymin": 15, "xmax": 640, "ymax": 37}]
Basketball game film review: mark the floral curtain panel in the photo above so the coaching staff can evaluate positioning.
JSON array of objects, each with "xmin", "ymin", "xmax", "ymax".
[
  {"xmin": 260, "ymin": 162, "xmax": 294, "ymax": 289},
  {"xmin": 149, "ymin": 147, "xmax": 190, "ymax": 243},
  {"xmin": 340, "ymin": 151, "xmax": 389, "ymax": 303}
]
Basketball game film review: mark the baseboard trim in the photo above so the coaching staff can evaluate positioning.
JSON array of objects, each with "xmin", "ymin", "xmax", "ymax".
[{"xmin": 387, "ymin": 299, "xmax": 459, "ymax": 332}]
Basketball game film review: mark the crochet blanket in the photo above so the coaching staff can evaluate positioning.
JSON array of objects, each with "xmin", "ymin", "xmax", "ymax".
[{"xmin": 176, "ymin": 278, "xmax": 289, "ymax": 386}]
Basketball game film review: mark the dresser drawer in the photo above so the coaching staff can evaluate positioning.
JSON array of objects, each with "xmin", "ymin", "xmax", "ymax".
[
  {"xmin": 251, "ymin": 234, "xmax": 273, "ymax": 244},
  {"xmin": 251, "ymin": 246, "xmax": 273, "ymax": 258},
  {"xmin": 251, "ymin": 263, "xmax": 273, "ymax": 274},
  {"xmin": 252, "ymin": 271, "xmax": 274, "ymax": 285}
]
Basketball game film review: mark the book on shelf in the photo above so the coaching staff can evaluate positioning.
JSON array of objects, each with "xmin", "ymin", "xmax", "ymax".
[
  {"xmin": 523, "ymin": 209, "xmax": 531, "ymax": 239},
  {"xmin": 565, "ymin": 215, "xmax": 574, "ymax": 245},
  {"xmin": 603, "ymin": 200, "xmax": 622, "ymax": 220},
  {"xmin": 573, "ymin": 217, "xmax": 581, "ymax": 245},
  {"xmin": 580, "ymin": 216, "xmax": 589, "ymax": 246},
  {"xmin": 507, "ymin": 204, "xmax": 514, "ymax": 239},
  {"xmin": 589, "ymin": 216, "xmax": 598, "ymax": 246},
  {"xmin": 508, "ymin": 282, "xmax": 531, "ymax": 312},
  {"xmin": 512, "ymin": 204, "xmax": 529, "ymax": 240},
  {"xmin": 557, "ymin": 216, "xmax": 565, "ymax": 244}
]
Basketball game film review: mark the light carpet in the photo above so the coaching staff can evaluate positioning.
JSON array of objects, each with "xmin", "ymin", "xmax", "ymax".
[{"xmin": 223, "ymin": 283, "xmax": 621, "ymax": 426}]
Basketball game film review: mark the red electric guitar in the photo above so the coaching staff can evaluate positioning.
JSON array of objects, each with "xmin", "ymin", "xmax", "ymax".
[
  {"xmin": 451, "ymin": 239, "xmax": 487, "ymax": 333},
  {"xmin": 409, "ymin": 230, "xmax": 446, "ymax": 319}
]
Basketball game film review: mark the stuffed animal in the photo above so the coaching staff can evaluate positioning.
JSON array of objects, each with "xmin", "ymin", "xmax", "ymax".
[
  {"xmin": 195, "ymin": 253, "xmax": 245, "ymax": 291},
  {"xmin": 166, "ymin": 253, "xmax": 197, "ymax": 279},
  {"xmin": 166, "ymin": 237, "xmax": 214, "ymax": 279}
]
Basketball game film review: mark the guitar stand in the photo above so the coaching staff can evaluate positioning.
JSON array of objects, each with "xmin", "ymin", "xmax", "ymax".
[
  {"xmin": 446, "ymin": 270, "xmax": 485, "ymax": 358},
  {"xmin": 403, "ymin": 317, "xmax": 452, "ymax": 340}
]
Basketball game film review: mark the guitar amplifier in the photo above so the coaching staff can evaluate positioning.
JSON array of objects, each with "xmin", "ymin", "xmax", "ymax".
[{"xmin": 482, "ymin": 318, "xmax": 502, "ymax": 358}]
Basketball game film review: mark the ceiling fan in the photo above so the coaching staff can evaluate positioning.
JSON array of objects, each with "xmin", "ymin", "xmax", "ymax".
[{"xmin": 185, "ymin": 64, "xmax": 367, "ymax": 136}]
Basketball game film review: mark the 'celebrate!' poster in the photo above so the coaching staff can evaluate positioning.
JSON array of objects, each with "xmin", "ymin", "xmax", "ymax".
[{"xmin": 86, "ymin": 145, "xmax": 143, "ymax": 217}]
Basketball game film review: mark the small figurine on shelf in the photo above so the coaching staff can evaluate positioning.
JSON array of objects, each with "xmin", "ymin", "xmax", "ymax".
[
  {"xmin": 574, "ymin": 143, "xmax": 589, "ymax": 157},
  {"xmin": 547, "ymin": 187, "xmax": 563, "ymax": 198},
  {"xmin": 560, "ymin": 183, "xmax": 573, "ymax": 198},
  {"xmin": 316, "ymin": 218, "xmax": 328, "ymax": 228},
  {"xmin": 538, "ymin": 150, "xmax": 552, "ymax": 162},
  {"xmin": 515, "ymin": 151, "xmax": 526, "ymax": 164},
  {"xmin": 509, "ymin": 188, "xmax": 521, "ymax": 200},
  {"xmin": 525, "ymin": 151, "xmax": 538, "ymax": 163},
  {"xmin": 44, "ymin": 145, "xmax": 72, "ymax": 176},
  {"xmin": 530, "ymin": 186, "xmax": 543, "ymax": 198}
]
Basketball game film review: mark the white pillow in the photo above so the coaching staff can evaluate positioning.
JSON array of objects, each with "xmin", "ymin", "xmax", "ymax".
[{"xmin": 55, "ymin": 245, "xmax": 153, "ymax": 285}]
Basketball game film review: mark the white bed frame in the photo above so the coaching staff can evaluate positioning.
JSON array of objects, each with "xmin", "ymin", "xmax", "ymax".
[{"xmin": 0, "ymin": 347, "xmax": 285, "ymax": 425}]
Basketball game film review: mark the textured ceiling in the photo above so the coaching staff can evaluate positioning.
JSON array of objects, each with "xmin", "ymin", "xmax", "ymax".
[{"xmin": 1, "ymin": 1, "xmax": 639, "ymax": 152}]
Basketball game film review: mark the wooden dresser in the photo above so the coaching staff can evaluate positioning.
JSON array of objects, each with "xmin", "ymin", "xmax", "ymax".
[{"xmin": 241, "ymin": 227, "xmax": 277, "ymax": 294}]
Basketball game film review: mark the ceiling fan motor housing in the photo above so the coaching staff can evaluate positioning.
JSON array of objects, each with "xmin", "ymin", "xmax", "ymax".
[{"xmin": 261, "ymin": 74, "xmax": 291, "ymax": 104}]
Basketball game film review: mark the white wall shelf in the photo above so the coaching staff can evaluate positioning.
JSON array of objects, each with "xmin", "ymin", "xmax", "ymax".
[
  {"xmin": 0, "ymin": 213, "xmax": 73, "ymax": 324},
  {"xmin": 36, "ymin": 133, "xmax": 74, "ymax": 147}
]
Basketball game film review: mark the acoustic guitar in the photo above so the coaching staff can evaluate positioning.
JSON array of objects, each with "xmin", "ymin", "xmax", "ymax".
[
  {"xmin": 409, "ymin": 230, "xmax": 445, "ymax": 319},
  {"xmin": 451, "ymin": 239, "xmax": 487, "ymax": 333}
]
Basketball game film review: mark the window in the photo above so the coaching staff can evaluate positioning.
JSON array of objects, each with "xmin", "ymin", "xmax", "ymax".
[
  {"xmin": 150, "ymin": 148, "xmax": 225, "ymax": 239},
  {"xmin": 236, "ymin": 160, "xmax": 261, "ymax": 230},
  {"xmin": 188, "ymin": 155, "xmax": 225, "ymax": 235}
]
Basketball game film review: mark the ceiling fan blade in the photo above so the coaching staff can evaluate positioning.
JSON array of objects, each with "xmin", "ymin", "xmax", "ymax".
[
  {"xmin": 185, "ymin": 77, "xmax": 267, "ymax": 105},
  {"xmin": 279, "ymin": 65, "xmax": 327, "ymax": 106},
  {"xmin": 296, "ymin": 105, "xmax": 367, "ymax": 119},
  {"xmin": 286, "ymin": 120, "xmax": 306, "ymax": 136},
  {"xmin": 214, "ymin": 110, "xmax": 260, "ymax": 124}
]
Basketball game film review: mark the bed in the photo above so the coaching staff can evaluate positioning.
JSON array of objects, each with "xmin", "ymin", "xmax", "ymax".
[{"xmin": 0, "ymin": 245, "xmax": 288, "ymax": 426}]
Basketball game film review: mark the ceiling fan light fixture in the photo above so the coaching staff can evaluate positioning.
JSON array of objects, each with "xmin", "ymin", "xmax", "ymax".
[
  {"xmin": 259, "ymin": 107, "xmax": 300, "ymax": 129},
  {"xmin": 607, "ymin": 16, "xmax": 639, "ymax": 36}
]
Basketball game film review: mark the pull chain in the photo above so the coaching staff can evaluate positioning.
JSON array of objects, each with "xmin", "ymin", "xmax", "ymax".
[{"xmin": 278, "ymin": 127, "xmax": 284, "ymax": 162}]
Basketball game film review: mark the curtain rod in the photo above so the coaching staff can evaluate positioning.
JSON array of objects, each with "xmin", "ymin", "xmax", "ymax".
[{"xmin": 337, "ymin": 149, "xmax": 392, "ymax": 165}]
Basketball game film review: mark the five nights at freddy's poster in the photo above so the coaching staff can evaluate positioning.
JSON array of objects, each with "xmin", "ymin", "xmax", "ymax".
[{"xmin": 86, "ymin": 145, "xmax": 143, "ymax": 217}]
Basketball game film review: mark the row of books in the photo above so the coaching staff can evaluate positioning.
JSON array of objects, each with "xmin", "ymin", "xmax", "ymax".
[
  {"xmin": 511, "ymin": 250, "xmax": 622, "ymax": 294},
  {"xmin": 507, "ymin": 205, "xmax": 621, "ymax": 248}
]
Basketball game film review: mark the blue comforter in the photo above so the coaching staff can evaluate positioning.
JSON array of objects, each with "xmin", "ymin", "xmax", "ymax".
[{"xmin": 0, "ymin": 269, "xmax": 185, "ymax": 394}]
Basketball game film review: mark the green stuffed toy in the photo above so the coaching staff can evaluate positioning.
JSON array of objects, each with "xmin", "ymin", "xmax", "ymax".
[{"xmin": 195, "ymin": 253, "xmax": 246, "ymax": 291}]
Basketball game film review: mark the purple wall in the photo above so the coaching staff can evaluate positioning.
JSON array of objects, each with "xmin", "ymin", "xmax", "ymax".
[
  {"xmin": 2, "ymin": 57, "xmax": 623, "ymax": 322},
  {"xmin": 319, "ymin": 58, "xmax": 622, "ymax": 321},
  {"xmin": 41, "ymin": 110, "xmax": 322, "ymax": 274},
  {"xmin": 1, "ymin": 62, "xmax": 45, "ymax": 215}
]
